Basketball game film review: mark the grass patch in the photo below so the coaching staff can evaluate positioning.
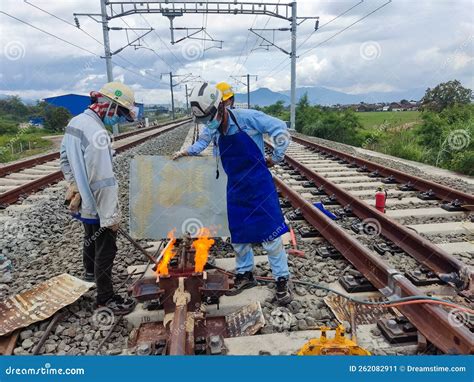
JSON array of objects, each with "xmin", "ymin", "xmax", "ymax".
[
  {"xmin": 358, "ymin": 111, "xmax": 421, "ymax": 131},
  {"xmin": 0, "ymin": 129, "xmax": 54, "ymax": 163}
]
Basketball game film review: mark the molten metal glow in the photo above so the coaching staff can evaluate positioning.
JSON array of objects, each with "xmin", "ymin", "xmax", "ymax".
[
  {"xmin": 157, "ymin": 229, "xmax": 177, "ymax": 276},
  {"xmin": 193, "ymin": 228, "xmax": 214, "ymax": 273}
]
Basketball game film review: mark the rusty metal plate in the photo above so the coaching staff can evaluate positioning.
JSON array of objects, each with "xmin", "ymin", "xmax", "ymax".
[
  {"xmin": 129, "ymin": 155, "xmax": 229, "ymax": 239},
  {"xmin": 226, "ymin": 302, "xmax": 265, "ymax": 337},
  {"xmin": 129, "ymin": 322, "xmax": 168, "ymax": 347},
  {"xmin": 0, "ymin": 330, "xmax": 19, "ymax": 355},
  {"xmin": 0, "ymin": 274, "xmax": 93, "ymax": 336},
  {"xmin": 324, "ymin": 294, "xmax": 390, "ymax": 326}
]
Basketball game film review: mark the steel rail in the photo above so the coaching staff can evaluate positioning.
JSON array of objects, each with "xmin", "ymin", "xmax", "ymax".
[
  {"xmin": 0, "ymin": 118, "xmax": 191, "ymax": 177},
  {"xmin": 291, "ymin": 135, "xmax": 474, "ymax": 212},
  {"xmin": 0, "ymin": 119, "xmax": 191, "ymax": 207},
  {"xmin": 273, "ymin": 175, "xmax": 473, "ymax": 354},
  {"xmin": 0, "ymin": 152, "xmax": 59, "ymax": 178},
  {"xmin": 279, "ymin": 150, "xmax": 473, "ymax": 292}
]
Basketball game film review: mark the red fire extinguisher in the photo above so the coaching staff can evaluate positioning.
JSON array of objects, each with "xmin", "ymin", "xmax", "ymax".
[{"xmin": 375, "ymin": 187, "xmax": 388, "ymax": 213}]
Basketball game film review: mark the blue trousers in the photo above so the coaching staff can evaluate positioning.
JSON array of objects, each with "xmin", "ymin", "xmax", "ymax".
[{"xmin": 232, "ymin": 236, "xmax": 290, "ymax": 280}]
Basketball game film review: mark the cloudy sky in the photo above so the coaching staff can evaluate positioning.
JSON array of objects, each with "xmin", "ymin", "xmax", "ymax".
[{"xmin": 0, "ymin": 0, "xmax": 473, "ymax": 105}]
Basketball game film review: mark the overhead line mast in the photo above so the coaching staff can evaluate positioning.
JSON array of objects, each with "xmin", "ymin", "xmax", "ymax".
[{"xmin": 93, "ymin": 1, "xmax": 318, "ymax": 130}]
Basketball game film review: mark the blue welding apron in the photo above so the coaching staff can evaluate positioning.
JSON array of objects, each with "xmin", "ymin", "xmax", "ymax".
[{"xmin": 218, "ymin": 110, "xmax": 288, "ymax": 243}]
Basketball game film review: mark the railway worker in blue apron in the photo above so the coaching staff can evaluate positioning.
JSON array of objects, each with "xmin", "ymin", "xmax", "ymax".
[{"xmin": 173, "ymin": 82, "xmax": 292, "ymax": 305}]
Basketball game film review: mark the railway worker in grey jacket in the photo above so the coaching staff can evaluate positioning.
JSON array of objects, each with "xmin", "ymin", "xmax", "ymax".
[{"xmin": 60, "ymin": 82, "xmax": 136, "ymax": 315}]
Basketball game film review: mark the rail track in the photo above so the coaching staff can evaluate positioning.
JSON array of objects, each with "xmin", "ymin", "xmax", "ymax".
[
  {"xmin": 265, "ymin": 136, "xmax": 473, "ymax": 354},
  {"xmin": 1, "ymin": 124, "xmax": 472, "ymax": 355},
  {"xmin": 0, "ymin": 118, "xmax": 191, "ymax": 207}
]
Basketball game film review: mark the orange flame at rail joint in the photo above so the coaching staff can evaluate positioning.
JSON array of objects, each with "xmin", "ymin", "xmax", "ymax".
[
  {"xmin": 193, "ymin": 228, "xmax": 214, "ymax": 273},
  {"xmin": 157, "ymin": 229, "xmax": 177, "ymax": 276}
]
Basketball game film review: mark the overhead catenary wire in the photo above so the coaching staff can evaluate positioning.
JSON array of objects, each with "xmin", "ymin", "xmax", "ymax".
[
  {"xmin": 233, "ymin": 0, "xmax": 282, "ymax": 81},
  {"xmin": 229, "ymin": 12, "xmax": 260, "ymax": 79},
  {"xmin": 259, "ymin": 0, "xmax": 392, "ymax": 84},
  {"xmin": 22, "ymin": 0, "xmax": 159, "ymax": 76},
  {"xmin": 200, "ymin": 3, "xmax": 209, "ymax": 78},
  {"xmin": 0, "ymin": 10, "xmax": 164, "ymax": 85},
  {"xmin": 23, "ymin": 0, "xmax": 103, "ymax": 46},
  {"xmin": 297, "ymin": 0, "xmax": 364, "ymax": 51},
  {"xmin": 300, "ymin": 0, "xmax": 392, "ymax": 58},
  {"xmin": 109, "ymin": 6, "xmax": 177, "ymax": 73},
  {"xmin": 139, "ymin": 13, "xmax": 186, "ymax": 68},
  {"xmin": 15, "ymin": 2, "xmax": 170, "ymax": 84}
]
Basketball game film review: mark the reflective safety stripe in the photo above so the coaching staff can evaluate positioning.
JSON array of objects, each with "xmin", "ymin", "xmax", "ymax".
[
  {"xmin": 90, "ymin": 177, "xmax": 116, "ymax": 192},
  {"xmin": 65, "ymin": 126, "xmax": 89, "ymax": 149}
]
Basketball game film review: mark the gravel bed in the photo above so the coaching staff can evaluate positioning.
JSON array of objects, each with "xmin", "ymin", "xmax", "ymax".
[
  {"xmin": 396, "ymin": 215, "xmax": 472, "ymax": 226},
  {"xmin": 0, "ymin": 123, "xmax": 191, "ymax": 355},
  {"xmin": 292, "ymin": 132, "xmax": 474, "ymax": 195},
  {"xmin": 1, "ymin": 124, "xmax": 470, "ymax": 356}
]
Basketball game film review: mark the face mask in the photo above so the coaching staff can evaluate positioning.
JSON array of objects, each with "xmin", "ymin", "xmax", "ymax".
[
  {"xmin": 103, "ymin": 114, "xmax": 120, "ymax": 126},
  {"xmin": 206, "ymin": 118, "xmax": 220, "ymax": 131}
]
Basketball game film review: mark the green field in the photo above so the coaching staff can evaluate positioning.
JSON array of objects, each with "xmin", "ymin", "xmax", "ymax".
[
  {"xmin": 357, "ymin": 111, "xmax": 421, "ymax": 131},
  {"xmin": 0, "ymin": 129, "xmax": 54, "ymax": 163}
]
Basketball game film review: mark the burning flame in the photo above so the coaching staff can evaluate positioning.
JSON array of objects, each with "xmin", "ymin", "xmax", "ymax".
[
  {"xmin": 193, "ymin": 228, "xmax": 214, "ymax": 273},
  {"xmin": 157, "ymin": 229, "xmax": 177, "ymax": 276}
]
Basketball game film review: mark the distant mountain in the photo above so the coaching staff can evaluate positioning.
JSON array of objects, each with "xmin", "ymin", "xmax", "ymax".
[
  {"xmin": 235, "ymin": 86, "xmax": 426, "ymax": 107},
  {"xmin": 234, "ymin": 87, "xmax": 290, "ymax": 107},
  {"xmin": 0, "ymin": 94, "xmax": 38, "ymax": 105}
]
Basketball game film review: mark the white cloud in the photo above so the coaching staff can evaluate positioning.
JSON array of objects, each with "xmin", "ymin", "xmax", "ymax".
[{"xmin": 0, "ymin": 0, "xmax": 472, "ymax": 103}]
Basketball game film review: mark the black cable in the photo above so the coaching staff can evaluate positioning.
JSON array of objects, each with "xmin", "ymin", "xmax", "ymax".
[
  {"xmin": 0, "ymin": 10, "xmax": 163, "ymax": 84},
  {"xmin": 260, "ymin": 0, "xmax": 392, "ymax": 81}
]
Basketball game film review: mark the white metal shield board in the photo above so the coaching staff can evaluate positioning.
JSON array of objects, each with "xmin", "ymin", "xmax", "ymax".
[{"xmin": 129, "ymin": 155, "xmax": 229, "ymax": 239}]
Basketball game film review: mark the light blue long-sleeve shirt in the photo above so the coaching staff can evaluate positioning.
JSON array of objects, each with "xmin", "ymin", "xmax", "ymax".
[
  {"xmin": 186, "ymin": 108, "xmax": 290, "ymax": 162},
  {"xmin": 60, "ymin": 109, "xmax": 121, "ymax": 227}
]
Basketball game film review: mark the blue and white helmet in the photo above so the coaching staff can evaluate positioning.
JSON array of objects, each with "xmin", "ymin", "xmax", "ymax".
[{"xmin": 189, "ymin": 82, "xmax": 222, "ymax": 124}]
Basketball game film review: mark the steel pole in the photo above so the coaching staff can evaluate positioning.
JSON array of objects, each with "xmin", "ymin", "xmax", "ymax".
[
  {"xmin": 170, "ymin": 72, "xmax": 175, "ymax": 119},
  {"xmin": 185, "ymin": 84, "xmax": 189, "ymax": 114},
  {"xmin": 100, "ymin": 0, "xmax": 113, "ymax": 81},
  {"xmin": 247, "ymin": 73, "xmax": 250, "ymax": 109},
  {"xmin": 289, "ymin": 1, "xmax": 297, "ymax": 130}
]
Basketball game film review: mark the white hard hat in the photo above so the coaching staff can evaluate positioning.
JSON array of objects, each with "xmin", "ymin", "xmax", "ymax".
[{"xmin": 189, "ymin": 83, "xmax": 222, "ymax": 123}]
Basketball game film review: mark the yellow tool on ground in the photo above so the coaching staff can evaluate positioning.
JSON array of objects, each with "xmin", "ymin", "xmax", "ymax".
[{"xmin": 297, "ymin": 325, "xmax": 371, "ymax": 355}]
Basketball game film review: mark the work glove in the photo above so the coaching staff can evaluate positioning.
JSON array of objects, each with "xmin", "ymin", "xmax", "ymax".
[
  {"xmin": 172, "ymin": 150, "xmax": 188, "ymax": 160},
  {"xmin": 107, "ymin": 223, "xmax": 120, "ymax": 232},
  {"xmin": 265, "ymin": 156, "xmax": 275, "ymax": 168},
  {"xmin": 65, "ymin": 182, "xmax": 81, "ymax": 214}
]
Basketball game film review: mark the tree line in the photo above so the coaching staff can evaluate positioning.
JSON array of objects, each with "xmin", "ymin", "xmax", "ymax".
[
  {"xmin": 258, "ymin": 80, "xmax": 473, "ymax": 175},
  {"xmin": 0, "ymin": 95, "xmax": 71, "ymax": 134}
]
